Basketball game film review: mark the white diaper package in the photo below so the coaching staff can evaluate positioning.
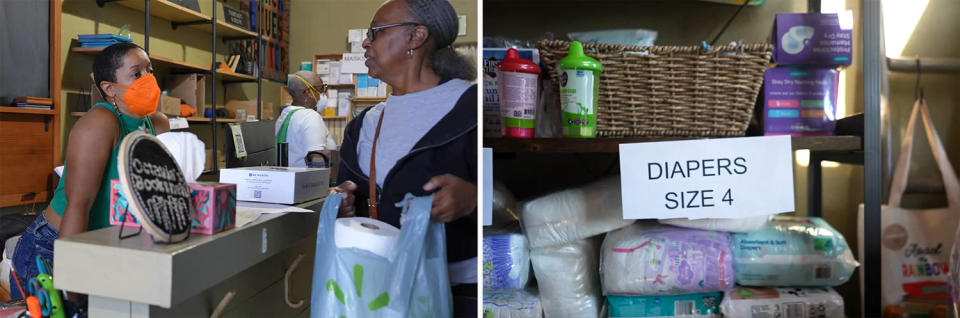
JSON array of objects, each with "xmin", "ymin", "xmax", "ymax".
[
  {"xmin": 483, "ymin": 289, "xmax": 543, "ymax": 318},
  {"xmin": 658, "ymin": 214, "xmax": 772, "ymax": 233},
  {"xmin": 530, "ymin": 238, "xmax": 602, "ymax": 318},
  {"xmin": 521, "ymin": 176, "xmax": 635, "ymax": 249},
  {"xmin": 720, "ymin": 287, "xmax": 844, "ymax": 318},
  {"xmin": 733, "ymin": 216, "xmax": 859, "ymax": 287},
  {"xmin": 483, "ymin": 233, "xmax": 531, "ymax": 291}
]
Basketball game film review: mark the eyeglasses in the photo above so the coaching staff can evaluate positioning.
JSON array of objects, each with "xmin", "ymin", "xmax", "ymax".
[{"xmin": 367, "ymin": 22, "xmax": 420, "ymax": 42}]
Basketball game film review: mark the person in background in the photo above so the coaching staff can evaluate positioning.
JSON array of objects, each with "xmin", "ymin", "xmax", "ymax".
[
  {"xmin": 330, "ymin": 0, "xmax": 478, "ymax": 315},
  {"xmin": 276, "ymin": 71, "xmax": 338, "ymax": 167},
  {"xmin": 8, "ymin": 42, "xmax": 170, "ymax": 300}
]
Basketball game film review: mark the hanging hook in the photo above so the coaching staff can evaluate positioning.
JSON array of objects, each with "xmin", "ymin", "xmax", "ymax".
[{"xmin": 914, "ymin": 56, "xmax": 924, "ymax": 101}]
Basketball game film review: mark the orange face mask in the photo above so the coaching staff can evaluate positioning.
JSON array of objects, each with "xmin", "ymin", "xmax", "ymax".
[{"xmin": 111, "ymin": 73, "xmax": 161, "ymax": 117}]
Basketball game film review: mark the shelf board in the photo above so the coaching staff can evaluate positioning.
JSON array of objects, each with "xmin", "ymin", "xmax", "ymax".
[
  {"xmin": 71, "ymin": 47, "xmax": 257, "ymax": 82},
  {"xmin": 484, "ymin": 136, "xmax": 862, "ymax": 153},
  {"xmin": 110, "ymin": 0, "xmax": 258, "ymax": 38},
  {"xmin": 0, "ymin": 106, "xmax": 55, "ymax": 115},
  {"xmin": 329, "ymin": 83, "xmax": 354, "ymax": 88},
  {"xmin": 352, "ymin": 97, "xmax": 387, "ymax": 103},
  {"xmin": 322, "ymin": 116, "xmax": 348, "ymax": 120},
  {"xmin": 185, "ymin": 117, "xmax": 243, "ymax": 123}
]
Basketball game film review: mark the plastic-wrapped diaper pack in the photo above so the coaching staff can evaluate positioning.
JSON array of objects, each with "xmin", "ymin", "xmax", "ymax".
[
  {"xmin": 606, "ymin": 292, "xmax": 723, "ymax": 317},
  {"xmin": 530, "ymin": 238, "xmax": 602, "ymax": 318},
  {"xmin": 601, "ymin": 223, "xmax": 735, "ymax": 295},
  {"xmin": 720, "ymin": 287, "xmax": 844, "ymax": 318},
  {"xmin": 658, "ymin": 214, "xmax": 772, "ymax": 233},
  {"xmin": 483, "ymin": 289, "xmax": 542, "ymax": 318},
  {"xmin": 521, "ymin": 176, "xmax": 635, "ymax": 249},
  {"xmin": 483, "ymin": 233, "xmax": 531, "ymax": 291},
  {"xmin": 733, "ymin": 216, "xmax": 859, "ymax": 287}
]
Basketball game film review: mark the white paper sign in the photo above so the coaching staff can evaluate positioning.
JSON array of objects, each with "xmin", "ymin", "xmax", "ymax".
[
  {"xmin": 618, "ymin": 136, "xmax": 795, "ymax": 220},
  {"xmin": 228, "ymin": 123, "xmax": 247, "ymax": 158},
  {"xmin": 340, "ymin": 53, "xmax": 368, "ymax": 74},
  {"xmin": 348, "ymin": 29, "xmax": 363, "ymax": 42},
  {"xmin": 458, "ymin": 15, "xmax": 467, "ymax": 36},
  {"xmin": 169, "ymin": 117, "xmax": 189, "ymax": 130},
  {"xmin": 483, "ymin": 147, "xmax": 493, "ymax": 226}
]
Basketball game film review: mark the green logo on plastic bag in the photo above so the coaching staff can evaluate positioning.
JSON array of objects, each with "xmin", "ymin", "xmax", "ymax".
[{"xmin": 326, "ymin": 264, "xmax": 391, "ymax": 316}]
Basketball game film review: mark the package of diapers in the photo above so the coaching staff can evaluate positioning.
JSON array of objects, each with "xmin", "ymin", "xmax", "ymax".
[
  {"xmin": 531, "ymin": 238, "xmax": 602, "ymax": 318},
  {"xmin": 521, "ymin": 176, "xmax": 635, "ymax": 249},
  {"xmin": 658, "ymin": 214, "xmax": 772, "ymax": 233},
  {"xmin": 483, "ymin": 233, "xmax": 531, "ymax": 291},
  {"xmin": 607, "ymin": 292, "xmax": 723, "ymax": 317},
  {"xmin": 733, "ymin": 216, "xmax": 859, "ymax": 287},
  {"xmin": 483, "ymin": 289, "xmax": 542, "ymax": 318},
  {"xmin": 720, "ymin": 287, "xmax": 844, "ymax": 318},
  {"xmin": 601, "ymin": 223, "xmax": 734, "ymax": 295}
]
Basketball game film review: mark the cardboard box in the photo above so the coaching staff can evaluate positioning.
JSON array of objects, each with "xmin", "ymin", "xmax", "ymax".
[
  {"xmin": 763, "ymin": 67, "xmax": 839, "ymax": 136},
  {"xmin": 189, "ymin": 182, "xmax": 237, "ymax": 235},
  {"xmin": 160, "ymin": 95, "xmax": 181, "ymax": 116},
  {"xmin": 109, "ymin": 179, "xmax": 139, "ymax": 227},
  {"xmin": 350, "ymin": 41, "xmax": 365, "ymax": 53},
  {"xmin": 219, "ymin": 166, "xmax": 330, "ymax": 204},
  {"xmin": 773, "ymin": 12, "xmax": 853, "ymax": 66},
  {"xmin": 166, "ymin": 73, "xmax": 206, "ymax": 111},
  {"xmin": 226, "ymin": 100, "xmax": 275, "ymax": 120},
  {"xmin": 337, "ymin": 92, "xmax": 351, "ymax": 116},
  {"xmin": 110, "ymin": 179, "xmax": 239, "ymax": 235}
]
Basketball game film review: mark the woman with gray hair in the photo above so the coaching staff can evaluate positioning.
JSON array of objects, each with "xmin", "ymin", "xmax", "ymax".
[{"xmin": 331, "ymin": 0, "xmax": 478, "ymax": 315}]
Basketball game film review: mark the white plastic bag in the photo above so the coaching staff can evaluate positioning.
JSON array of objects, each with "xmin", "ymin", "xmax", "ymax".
[
  {"xmin": 310, "ymin": 194, "xmax": 452, "ymax": 317},
  {"xmin": 521, "ymin": 176, "xmax": 635, "ymax": 249},
  {"xmin": 720, "ymin": 287, "xmax": 844, "ymax": 318},
  {"xmin": 858, "ymin": 99, "xmax": 960, "ymax": 311},
  {"xmin": 601, "ymin": 223, "xmax": 734, "ymax": 295},
  {"xmin": 530, "ymin": 238, "xmax": 601, "ymax": 318},
  {"xmin": 483, "ymin": 233, "xmax": 531, "ymax": 291},
  {"xmin": 658, "ymin": 214, "xmax": 772, "ymax": 233}
]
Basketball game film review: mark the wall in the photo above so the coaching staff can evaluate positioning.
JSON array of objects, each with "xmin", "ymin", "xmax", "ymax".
[{"xmin": 287, "ymin": 0, "xmax": 477, "ymax": 73}]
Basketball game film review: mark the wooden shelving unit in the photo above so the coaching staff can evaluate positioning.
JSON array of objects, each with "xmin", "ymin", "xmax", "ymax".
[
  {"xmin": 485, "ymin": 136, "xmax": 862, "ymax": 153},
  {"xmin": 0, "ymin": 106, "xmax": 56, "ymax": 116}
]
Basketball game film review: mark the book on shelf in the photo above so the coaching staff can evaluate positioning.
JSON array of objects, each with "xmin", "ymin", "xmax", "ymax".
[
  {"xmin": 15, "ymin": 104, "xmax": 52, "ymax": 110},
  {"xmin": 14, "ymin": 97, "xmax": 52, "ymax": 106}
]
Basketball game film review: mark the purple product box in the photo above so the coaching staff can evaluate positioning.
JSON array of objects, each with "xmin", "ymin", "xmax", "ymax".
[
  {"xmin": 773, "ymin": 12, "xmax": 853, "ymax": 66},
  {"xmin": 763, "ymin": 67, "xmax": 839, "ymax": 136}
]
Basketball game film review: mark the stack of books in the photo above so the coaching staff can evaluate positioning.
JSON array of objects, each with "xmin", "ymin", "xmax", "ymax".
[
  {"xmin": 78, "ymin": 34, "xmax": 133, "ymax": 48},
  {"xmin": 14, "ymin": 97, "xmax": 52, "ymax": 110}
]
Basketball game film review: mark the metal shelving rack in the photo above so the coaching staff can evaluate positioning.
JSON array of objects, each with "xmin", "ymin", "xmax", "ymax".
[{"xmin": 94, "ymin": 0, "xmax": 264, "ymax": 174}]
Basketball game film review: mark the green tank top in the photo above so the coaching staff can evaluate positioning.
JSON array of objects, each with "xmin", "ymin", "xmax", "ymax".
[{"xmin": 50, "ymin": 103, "xmax": 156, "ymax": 231}]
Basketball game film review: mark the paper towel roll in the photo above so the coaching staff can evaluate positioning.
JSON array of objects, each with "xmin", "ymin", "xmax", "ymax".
[{"xmin": 334, "ymin": 217, "xmax": 401, "ymax": 259}]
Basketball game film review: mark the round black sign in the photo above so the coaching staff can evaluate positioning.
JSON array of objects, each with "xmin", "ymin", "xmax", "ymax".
[{"xmin": 117, "ymin": 132, "xmax": 193, "ymax": 243}]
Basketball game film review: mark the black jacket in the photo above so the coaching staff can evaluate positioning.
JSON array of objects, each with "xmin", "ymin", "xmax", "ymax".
[{"xmin": 337, "ymin": 85, "xmax": 477, "ymax": 262}]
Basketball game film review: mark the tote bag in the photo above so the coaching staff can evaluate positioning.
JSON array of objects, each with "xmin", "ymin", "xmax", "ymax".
[
  {"xmin": 858, "ymin": 99, "xmax": 960, "ymax": 312},
  {"xmin": 311, "ymin": 193, "xmax": 453, "ymax": 317}
]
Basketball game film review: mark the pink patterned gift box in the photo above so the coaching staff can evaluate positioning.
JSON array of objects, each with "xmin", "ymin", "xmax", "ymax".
[{"xmin": 109, "ymin": 180, "xmax": 237, "ymax": 235}]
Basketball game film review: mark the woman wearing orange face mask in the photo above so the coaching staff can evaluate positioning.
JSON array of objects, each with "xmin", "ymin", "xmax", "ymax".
[{"xmin": 7, "ymin": 42, "xmax": 169, "ymax": 300}]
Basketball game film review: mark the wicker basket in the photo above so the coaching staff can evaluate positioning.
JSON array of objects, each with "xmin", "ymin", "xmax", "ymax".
[{"xmin": 537, "ymin": 40, "xmax": 772, "ymax": 137}]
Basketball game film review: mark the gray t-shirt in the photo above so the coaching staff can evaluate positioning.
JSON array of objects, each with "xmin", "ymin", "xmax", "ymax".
[{"xmin": 357, "ymin": 79, "xmax": 472, "ymax": 187}]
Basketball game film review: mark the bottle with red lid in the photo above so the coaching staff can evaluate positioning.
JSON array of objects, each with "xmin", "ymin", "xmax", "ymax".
[{"xmin": 497, "ymin": 48, "xmax": 541, "ymax": 138}]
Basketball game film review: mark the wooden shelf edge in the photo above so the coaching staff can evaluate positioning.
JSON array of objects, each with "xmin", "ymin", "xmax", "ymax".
[
  {"xmin": 0, "ymin": 106, "xmax": 55, "ymax": 115},
  {"xmin": 483, "ymin": 136, "xmax": 862, "ymax": 153},
  {"xmin": 322, "ymin": 116, "xmax": 348, "ymax": 120}
]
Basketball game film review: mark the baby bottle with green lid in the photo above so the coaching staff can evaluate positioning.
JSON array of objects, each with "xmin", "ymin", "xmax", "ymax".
[{"xmin": 558, "ymin": 41, "xmax": 603, "ymax": 138}]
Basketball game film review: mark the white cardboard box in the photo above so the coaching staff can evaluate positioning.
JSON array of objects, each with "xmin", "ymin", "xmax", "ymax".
[
  {"xmin": 378, "ymin": 82, "xmax": 387, "ymax": 97},
  {"xmin": 348, "ymin": 29, "xmax": 363, "ymax": 42},
  {"xmin": 350, "ymin": 41, "xmax": 365, "ymax": 53},
  {"xmin": 219, "ymin": 166, "xmax": 330, "ymax": 204}
]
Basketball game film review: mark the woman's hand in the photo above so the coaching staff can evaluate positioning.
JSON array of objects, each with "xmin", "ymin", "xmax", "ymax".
[
  {"xmin": 423, "ymin": 174, "xmax": 476, "ymax": 223},
  {"xmin": 330, "ymin": 181, "xmax": 357, "ymax": 217}
]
